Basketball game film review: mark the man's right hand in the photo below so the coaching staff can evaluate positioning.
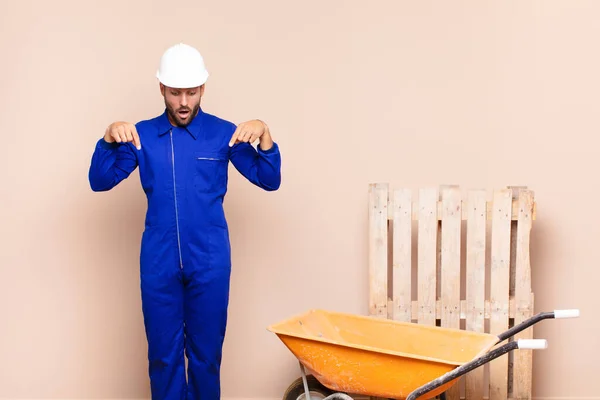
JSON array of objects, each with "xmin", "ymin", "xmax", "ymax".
[{"xmin": 104, "ymin": 121, "xmax": 141, "ymax": 150}]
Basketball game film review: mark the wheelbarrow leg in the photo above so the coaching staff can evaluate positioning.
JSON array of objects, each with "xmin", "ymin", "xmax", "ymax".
[
  {"xmin": 299, "ymin": 362, "xmax": 312, "ymax": 399},
  {"xmin": 298, "ymin": 361, "xmax": 354, "ymax": 400}
]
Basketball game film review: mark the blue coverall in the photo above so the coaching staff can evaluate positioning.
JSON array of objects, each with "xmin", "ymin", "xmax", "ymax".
[{"xmin": 88, "ymin": 108, "xmax": 282, "ymax": 399}]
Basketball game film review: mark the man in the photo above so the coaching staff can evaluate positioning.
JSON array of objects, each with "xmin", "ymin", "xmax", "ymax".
[{"xmin": 88, "ymin": 43, "xmax": 282, "ymax": 400}]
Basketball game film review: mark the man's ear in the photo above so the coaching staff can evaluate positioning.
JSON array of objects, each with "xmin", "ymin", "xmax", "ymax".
[
  {"xmin": 159, "ymin": 83, "xmax": 165, "ymax": 96},
  {"xmin": 200, "ymin": 84, "xmax": 205, "ymax": 96}
]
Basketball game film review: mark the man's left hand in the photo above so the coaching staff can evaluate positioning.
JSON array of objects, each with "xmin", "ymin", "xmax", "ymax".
[{"xmin": 229, "ymin": 119, "xmax": 273, "ymax": 151}]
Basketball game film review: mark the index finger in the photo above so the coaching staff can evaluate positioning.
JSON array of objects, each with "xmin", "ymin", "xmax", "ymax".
[
  {"xmin": 131, "ymin": 125, "xmax": 141, "ymax": 150},
  {"xmin": 229, "ymin": 124, "xmax": 242, "ymax": 147}
]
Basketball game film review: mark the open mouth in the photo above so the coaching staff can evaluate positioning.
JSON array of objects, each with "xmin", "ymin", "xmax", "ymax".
[{"xmin": 177, "ymin": 109, "xmax": 191, "ymax": 119}]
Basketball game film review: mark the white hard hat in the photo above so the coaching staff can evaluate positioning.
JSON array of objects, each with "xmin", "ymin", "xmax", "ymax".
[{"xmin": 156, "ymin": 43, "xmax": 209, "ymax": 88}]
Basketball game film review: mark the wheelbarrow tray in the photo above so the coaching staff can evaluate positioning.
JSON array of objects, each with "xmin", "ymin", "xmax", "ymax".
[{"xmin": 268, "ymin": 309, "xmax": 500, "ymax": 399}]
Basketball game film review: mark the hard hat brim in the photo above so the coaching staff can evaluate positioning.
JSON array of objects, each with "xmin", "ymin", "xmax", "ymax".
[{"xmin": 156, "ymin": 70, "xmax": 209, "ymax": 89}]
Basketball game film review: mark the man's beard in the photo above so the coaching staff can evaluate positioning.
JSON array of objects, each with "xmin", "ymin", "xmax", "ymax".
[{"xmin": 166, "ymin": 102, "xmax": 200, "ymax": 127}]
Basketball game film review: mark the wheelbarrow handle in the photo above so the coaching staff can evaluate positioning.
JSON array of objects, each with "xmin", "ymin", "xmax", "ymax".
[
  {"xmin": 517, "ymin": 339, "xmax": 548, "ymax": 349},
  {"xmin": 406, "ymin": 339, "xmax": 543, "ymax": 400},
  {"xmin": 554, "ymin": 309, "xmax": 580, "ymax": 319},
  {"xmin": 496, "ymin": 308, "xmax": 579, "ymax": 342},
  {"xmin": 406, "ymin": 309, "xmax": 578, "ymax": 400}
]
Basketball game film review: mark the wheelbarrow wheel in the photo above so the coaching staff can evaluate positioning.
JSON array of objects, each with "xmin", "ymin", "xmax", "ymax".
[{"xmin": 283, "ymin": 374, "xmax": 335, "ymax": 400}]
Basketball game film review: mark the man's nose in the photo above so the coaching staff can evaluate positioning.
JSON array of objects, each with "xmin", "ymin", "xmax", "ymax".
[{"xmin": 180, "ymin": 95, "xmax": 188, "ymax": 106}]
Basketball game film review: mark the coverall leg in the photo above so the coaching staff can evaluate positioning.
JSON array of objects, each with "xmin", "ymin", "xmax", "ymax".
[
  {"xmin": 140, "ymin": 225, "xmax": 187, "ymax": 399},
  {"xmin": 141, "ymin": 274, "xmax": 186, "ymax": 399},
  {"xmin": 183, "ymin": 264, "xmax": 231, "ymax": 400}
]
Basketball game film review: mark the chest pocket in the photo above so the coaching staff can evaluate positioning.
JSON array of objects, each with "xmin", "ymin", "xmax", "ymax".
[{"xmin": 194, "ymin": 151, "xmax": 228, "ymax": 192}]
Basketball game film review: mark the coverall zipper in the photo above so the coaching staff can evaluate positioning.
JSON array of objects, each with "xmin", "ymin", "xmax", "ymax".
[{"xmin": 170, "ymin": 130, "xmax": 184, "ymax": 269}]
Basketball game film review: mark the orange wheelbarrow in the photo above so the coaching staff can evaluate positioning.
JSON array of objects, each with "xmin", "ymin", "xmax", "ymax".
[{"xmin": 268, "ymin": 308, "xmax": 579, "ymax": 400}]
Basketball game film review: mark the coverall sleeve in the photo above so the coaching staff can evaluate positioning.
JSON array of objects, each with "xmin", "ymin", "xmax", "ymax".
[
  {"xmin": 229, "ymin": 141, "xmax": 282, "ymax": 191},
  {"xmin": 88, "ymin": 138, "xmax": 138, "ymax": 192}
]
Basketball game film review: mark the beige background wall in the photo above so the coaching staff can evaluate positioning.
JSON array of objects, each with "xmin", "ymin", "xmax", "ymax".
[{"xmin": 1, "ymin": 1, "xmax": 597, "ymax": 399}]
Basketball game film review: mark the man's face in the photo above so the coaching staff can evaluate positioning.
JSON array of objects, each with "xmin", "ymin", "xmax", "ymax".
[{"xmin": 161, "ymin": 84, "xmax": 204, "ymax": 127}]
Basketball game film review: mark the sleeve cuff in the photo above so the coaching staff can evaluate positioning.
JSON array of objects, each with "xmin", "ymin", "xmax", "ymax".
[
  {"xmin": 258, "ymin": 141, "xmax": 279, "ymax": 155},
  {"xmin": 97, "ymin": 138, "xmax": 119, "ymax": 150}
]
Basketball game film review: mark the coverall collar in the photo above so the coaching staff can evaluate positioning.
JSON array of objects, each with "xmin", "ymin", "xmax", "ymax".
[{"xmin": 156, "ymin": 107, "xmax": 204, "ymax": 139}]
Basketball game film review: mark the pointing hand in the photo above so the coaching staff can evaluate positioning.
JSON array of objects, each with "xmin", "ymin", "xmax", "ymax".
[
  {"xmin": 104, "ymin": 121, "xmax": 142, "ymax": 150},
  {"xmin": 229, "ymin": 119, "xmax": 273, "ymax": 150}
]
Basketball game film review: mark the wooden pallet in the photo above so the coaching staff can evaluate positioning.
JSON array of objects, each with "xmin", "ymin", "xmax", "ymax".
[{"xmin": 368, "ymin": 184, "xmax": 536, "ymax": 400}]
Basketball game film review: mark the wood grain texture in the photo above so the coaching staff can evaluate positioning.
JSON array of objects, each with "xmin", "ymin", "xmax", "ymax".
[
  {"xmin": 392, "ymin": 188, "xmax": 412, "ymax": 322},
  {"xmin": 465, "ymin": 189, "xmax": 487, "ymax": 400},
  {"xmin": 489, "ymin": 189, "xmax": 513, "ymax": 400},
  {"xmin": 417, "ymin": 188, "xmax": 438, "ymax": 326},
  {"xmin": 368, "ymin": 183, "xmax": 388, "ymax": 318},
  {"xmin": 440, "ymin": 186, "xmax": 462, "ymax": 400}
]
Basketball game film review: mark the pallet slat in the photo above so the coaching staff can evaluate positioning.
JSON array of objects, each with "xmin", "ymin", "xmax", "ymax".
[
  {"xmin": 392, "ymin": 188, "xmax": 412, "ymax": 322},
  {"xmin": 417, "ymin": 188, "xmax": 438, "ymax": 326},
  {"xmin": 408, "ymin": 297, "xmax": 523, "ymax": 320},
  {"xmin": 465, "ymin": 189, "xmax": 487, "ymax": 400},
  {"xmin": 440, "ymin": 186, "xmax": 462, "ymax": 328},
  {"xmin": 368, "ymin": 183, "xmax": 388, "ymax": 318},
  {"xmin": 513, "ymin": 189, "xmax": 535, "ymax": 399},
  {"xmin": 440, "ymin": 186, "xmax": 462, "ymax": 400},
  {"xmin": 386, "ymin": 199, "xmax": 536, "ymax": 221},
  {"xmin": 368, "ymin": 184, "xmax": 537, "ymax": 400},
  {"xmin": 489, "ymin": 189, "xmax": 513, "ymax": 400}
]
